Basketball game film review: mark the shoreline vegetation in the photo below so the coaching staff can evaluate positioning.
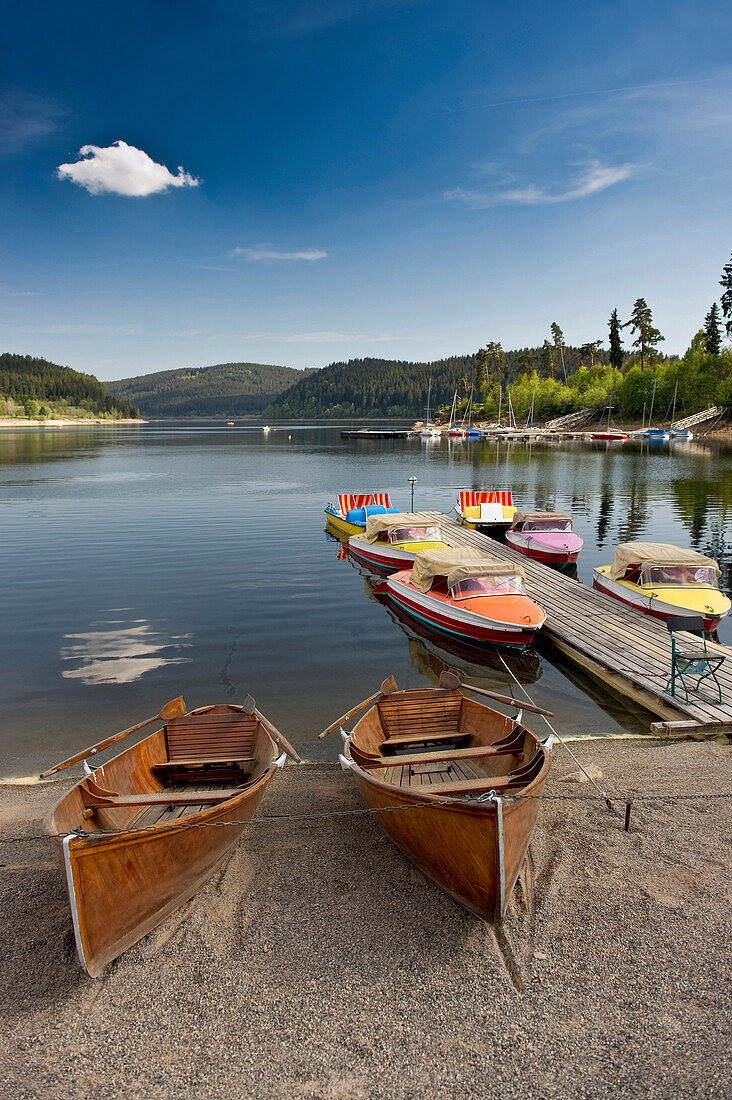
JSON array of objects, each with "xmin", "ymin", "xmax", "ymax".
[{"xmin": 0, "ymin": 416, "xmax": 144, "ymax": 430}]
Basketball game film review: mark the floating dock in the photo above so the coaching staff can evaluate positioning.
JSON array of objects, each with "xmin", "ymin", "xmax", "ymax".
[{"xmin": 422, "ymin": 513, "xmax": 732, "ymax": 739}]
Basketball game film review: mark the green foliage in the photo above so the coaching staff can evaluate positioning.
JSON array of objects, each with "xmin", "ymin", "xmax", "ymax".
[
  {"xmin": 109, "ymin": 362, "xmax": 311, "ymax": 417},
  {"xmin": 0, "ymin": 353, "xmax": 138, "ymax": 419},
  {"xmin": 624, "ymin": 298, "xmax": 664, "ymax": 368},
  {"xmin": 720, "ymin": 253, "xmax": 732, "ymax": 337},
  {"xmin": 704, "ymin": 302, "xmax": 722, "ymax": 355},
  {"xmin": 608, "ymin": 309, "xmax": 623, "ymax": 371}
]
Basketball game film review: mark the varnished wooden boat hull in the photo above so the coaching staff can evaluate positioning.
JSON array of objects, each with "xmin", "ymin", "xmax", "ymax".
[
  {"xmin": 351, "ymin": 768, "xmax": 545, "ymax": 921},
  {"xmin": 344, "ymin": 687, "xmax": 550, "ymax": 922},
  {"xmin": 46, "ymin": 707, "xmax": 282, "ymax": 977},
  {"xmin": 49, "ymin": 774, "xmax": 274, "ymax": 977}
]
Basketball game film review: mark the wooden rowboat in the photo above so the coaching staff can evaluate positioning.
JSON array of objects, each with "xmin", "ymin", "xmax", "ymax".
[
  {"xmin": 45, "ymin": 700, "xmax": 297, "ymax": 976},
  {"xmin": 338, "ymin": 678, "xmax": 552, "ymax": 922}
]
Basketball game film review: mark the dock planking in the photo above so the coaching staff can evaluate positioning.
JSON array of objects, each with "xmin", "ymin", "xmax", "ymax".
[{"xmin": 417, "ymin": 513, "xmax": 732, "ymax": 739}]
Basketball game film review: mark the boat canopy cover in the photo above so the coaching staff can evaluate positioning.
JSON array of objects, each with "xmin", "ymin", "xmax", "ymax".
[
  {"xmin": 409, "ymin": 547, "xmax": 523, "ymax": 592},
  {"xmin": 511, "ymin": 511, "xmax": 572, "ymax": 528},
  {"xmin": 364, "ymin": 512, "xmax": 440, "ymax": 542},
  {"xmin": 608, "ymin": 542, "xmax": 721, "ymax": 580}
]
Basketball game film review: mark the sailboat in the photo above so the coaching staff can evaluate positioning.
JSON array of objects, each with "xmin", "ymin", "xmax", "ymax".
[
  {"xmin": 420, "ymin": 379, "xmax": 441, "ymax": 438},
  {"xmin": 666, "ymin": 381, "xmax": 693, "ymax": 441},
  {"xmin": 447, "ymin": 390, "xmax": 466, "ymax": 437},
  {"xmin": 464, "ymin": 385, "xmax": 482, "ymax": 438},
  {"xmin": 592, "ymin": 389, "xmax": 627, "ymax": 442},
  {"xmin": 638, "ymin": 380, "xmax": 669, "ymax": 441}
]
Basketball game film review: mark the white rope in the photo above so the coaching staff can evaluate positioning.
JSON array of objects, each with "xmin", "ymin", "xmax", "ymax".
[{"xmin": 494, "ymin": 650, "xmax": 622, "ymax": 813}]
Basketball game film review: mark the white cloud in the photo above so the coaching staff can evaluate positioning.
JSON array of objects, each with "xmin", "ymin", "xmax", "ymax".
[
  {"xmin": 243, "ymin": 330, "xmax": 401, "ymax": 343},
  {"xmin": 231, "ymin": 247, "xmax": 327, "ymax": 261},
  {"xmin": 57, "ymin": 140, "xmax": 199, "ymax": 196},
  {"xmin": 446, "ymin": 161, "xmax": 637, "ymax": 209}
]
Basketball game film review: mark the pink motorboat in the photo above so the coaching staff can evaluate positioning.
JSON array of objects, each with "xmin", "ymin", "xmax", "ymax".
[{"xmin": 505, "ymin": 512, "xmax": 583, "ymax": 565}]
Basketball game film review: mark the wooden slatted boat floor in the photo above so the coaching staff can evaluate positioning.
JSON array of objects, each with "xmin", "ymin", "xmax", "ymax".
[{"xmin": 414, "ymin": 513, "xmax": 732, "ymax": 739}]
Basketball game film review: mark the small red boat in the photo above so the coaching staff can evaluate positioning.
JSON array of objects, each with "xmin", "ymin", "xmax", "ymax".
[
  {"xmin": 591, "ymin": 431, "xmax": 627, "ymax": 442},
  {"xmin": 506, "ymin": 511, "xmax": 583, "ymax": 565},
  {"xmin": 386, "ymin": 548, "xmax": 546, "ymax": 649}
]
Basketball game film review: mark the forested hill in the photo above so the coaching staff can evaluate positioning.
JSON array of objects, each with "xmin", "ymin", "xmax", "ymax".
[
  {"xmin": 263, "ymin": 348, "xmax": 610, "ymax": 418},
  {"xmin": 109, "ymin": 362, "xmax": 313, "ymax": 417},
  {"xmin": 0, "ymin": 353, "xmax": 138, "ymax": 419}
]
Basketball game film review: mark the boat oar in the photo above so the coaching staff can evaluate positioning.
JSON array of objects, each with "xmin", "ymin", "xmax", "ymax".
[
  {"xmin": 39, "ymin": 696, "xmax": 187, "ymax": 778},
  {"xmin": 318, "ymin": 675, "xmax": 397, "ymax": 739},
  {"xmin": 243, "ymin": 696, "xmax": 302, "ymax": 763},
  {"xmin": 439, "ymin": 671, "xmax": 554, "ymax": 717}
]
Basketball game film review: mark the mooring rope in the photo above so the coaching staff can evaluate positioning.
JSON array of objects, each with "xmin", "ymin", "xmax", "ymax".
[
  {"xmin": 1, "ymin": 788, "xmax": 730, "ymax": 850},
  {"xmin": 493, "ymin": 650, "xmax": 628, "ymax": 818}
]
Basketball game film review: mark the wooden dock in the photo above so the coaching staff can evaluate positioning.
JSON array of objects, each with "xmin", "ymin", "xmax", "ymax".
[{"xmin": 422, "ymin": 513, "xmax": 732, "ymax": 739}]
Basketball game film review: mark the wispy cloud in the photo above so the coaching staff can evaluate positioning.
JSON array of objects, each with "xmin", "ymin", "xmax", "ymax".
[
  {"xmin": 243, "ymin": 330, "xmax": 400, "ymax": 343},
  {"xmin": 244, "ymin": 1, "xmax": 413, "ymax": 40},
  {"xmin": 38, "ymin": 323, "xmax": 141, "ymax": 336},
  {"xmin": 57, "ymin": 141, "xmax": 199, "ymax": 196},
  {"xmin": 0, "ymin": 88, "xmax": 65, "ymax": 154},
  {"xmin": 167, "ymin": 328, "xmax": 201, "ymax": 338},
  {"xmin": 446, "ymin": 161, "xmax": 637, "ymax": 209},
  {"xmin": 231, "ymin": 247, "xmax": 327, "ymax": 261}
]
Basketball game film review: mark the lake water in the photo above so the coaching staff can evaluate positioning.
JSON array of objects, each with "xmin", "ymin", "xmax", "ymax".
[{"xmin": 1, "ymin": 422, "xmax": 730, "ymax": 778}]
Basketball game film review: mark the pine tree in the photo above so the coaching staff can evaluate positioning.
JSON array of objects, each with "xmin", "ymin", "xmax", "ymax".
[
  {"xmin": 608, "ymin": 309, "xmax": 623, "ymax": 371},
  {"xmin": 550, "ymin": 322, "xmax": 567, "ymax": 381},
  {"xmin": 623, "ymin": 298, "xmax": 664, "ymax": 369},
  {"xmin": 703, "ymin": 302, "xmax": 722, "ymax": 355},
  {"xmin": 720, "ymin": 253, "xmax": 732, "ymax": 337},
  {"xmin": 579, "ymin": 340, "xmax": 602, "ymax": 367},
  {"xmin": 540, "ymin": 340, "xmax": 555, "ymax": 378}
]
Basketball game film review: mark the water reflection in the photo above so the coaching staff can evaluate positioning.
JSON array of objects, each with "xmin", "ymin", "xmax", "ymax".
[{"xmin": 61, "ymin": 616, "xmax": 191, "ymax": 685}]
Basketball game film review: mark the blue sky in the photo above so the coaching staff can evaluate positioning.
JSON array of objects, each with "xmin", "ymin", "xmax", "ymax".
[{"xmin": 2, "ymin": 0, "xmax": 732, "ymax": 379}]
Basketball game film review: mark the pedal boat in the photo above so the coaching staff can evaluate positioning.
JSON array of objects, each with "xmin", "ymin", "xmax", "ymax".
[
  {"xmin": 455, "ymin": 490, "xmax": 516, "ymax": 532},
  {"xmin": 506, "ymin": 511, "xmax": 583, "ymax": 565},
  {"xmin": 386, "ymin": 547, "xmax": 546, "ymax": 649},
  {"xmin": 593, "ymin": 542, "xmax": 730, "ymax": 632},
  {"xmin": 339, "ymin": 678, "xmax": 552, "ymax": 922},
  {"xmin": 348, "ymin": 513, "xmax": 449, "ymax": 573},
  {"xmin": 325, "ymin": 492, "xmax": 399, "ymax": 539},
  {"xmin": 45, "ymin": 700, "xmax": 296, "ymax": 977}
]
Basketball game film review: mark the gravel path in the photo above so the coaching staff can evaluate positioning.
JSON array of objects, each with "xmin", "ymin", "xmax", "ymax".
[{"xmin": 1, "ymin": 739, "xmax": 730, "ymax": 1099}]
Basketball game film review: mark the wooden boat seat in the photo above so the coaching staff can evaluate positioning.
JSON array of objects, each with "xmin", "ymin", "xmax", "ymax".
[
  {"xmin": 153, "ymin": 757, "xmax": 255, "ymax": 769},
  {"xmin": 165, "ymin": 708, "xmax": 257, "ymax": 763},
  {"xmin": 381, "ymin": 730, "xmax": 469, "ymax": 749},
  {"xmin": 360, "ymin": 743, "xmax": 524, "ymax": 769},
  {"xmin": 79, "ymin": 773, "xmax": 243, "ymax": 812},
  {"xmin": 425, "ymin": 752, "xmax": 545, "ymax": 796}
]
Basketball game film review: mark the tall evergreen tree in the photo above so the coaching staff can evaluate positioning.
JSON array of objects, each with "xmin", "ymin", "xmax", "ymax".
[
  {"xmin": 624, "ymin": 298, "xmax": 664, "ymax": 369},
  {"xmin": 703, "ymin": 302, "xmax": 722, "ymax": 355},
  {"xmin": 608, "ymin": 309, "xmax": 623, "ymax": 371},
  {"xmin": 550, "ymin": 322, "xmax": 567, "ymax": 381},
  {"xmin": 540, "ymin": 340, "xmax": 555, "ymax": 378},
  {"xmin": 720, "ymin": 253, "xmax": 732, "ymax": 337}
]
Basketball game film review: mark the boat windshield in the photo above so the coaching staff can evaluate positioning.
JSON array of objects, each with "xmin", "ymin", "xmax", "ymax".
[
  {"xmin": 450, "ymin": 575, "xmax": 525, "ymax": 599},
  {"xmin": 523, "ymin": 519, "xmax": 571, "ymax": 533},
  {"xmin": 640, "ymin": 565, "xmax": 718, "ymax": 588},
  {"xmin": 388, "ymin": 525, "xmax": 441, "ymax": 543}
]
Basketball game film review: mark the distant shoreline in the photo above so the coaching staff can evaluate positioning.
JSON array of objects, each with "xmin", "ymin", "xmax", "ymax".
[{"xmin": 0, "ymin": 417, "xmax": 144, "ymax": 431}]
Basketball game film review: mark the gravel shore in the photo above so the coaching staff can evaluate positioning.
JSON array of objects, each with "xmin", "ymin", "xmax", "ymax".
[{"xmin": 1, "ymin": 739, "xmax": 730, "ymax": 1100}]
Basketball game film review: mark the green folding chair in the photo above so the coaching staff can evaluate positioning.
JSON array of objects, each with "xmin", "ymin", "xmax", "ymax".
[{"xmin": 665, "ymin": 615, "xmax": 726, "ymax": 703}]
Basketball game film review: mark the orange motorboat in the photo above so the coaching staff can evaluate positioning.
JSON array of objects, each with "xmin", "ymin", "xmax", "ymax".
[{"xmin": 385, "ymin": 547, "xmax": 546, "ymax": 649}]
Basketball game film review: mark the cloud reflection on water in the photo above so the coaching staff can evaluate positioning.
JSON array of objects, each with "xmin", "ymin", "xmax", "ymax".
[{"xmin": 61, "ymin": 618, "xmax": 191, "ymax": 685}]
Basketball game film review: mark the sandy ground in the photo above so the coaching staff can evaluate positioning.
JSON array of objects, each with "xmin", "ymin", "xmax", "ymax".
[
  {"xmin": 1, "ymin": 739, "xmax": 730, "ymax": 1100},
  {"xmin": 0, "ymin": 418, "xmax": 142, "ymax": 429}
]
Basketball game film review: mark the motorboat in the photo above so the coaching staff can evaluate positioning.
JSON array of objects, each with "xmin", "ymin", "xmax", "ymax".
[
  {"xmin": 385, "ymin": 547, "xmax": 546, "ymax": 649},
  {"xmin": 593, "ymin": 542, "xmax": 730, "ymax": 632},
  {"xmin": 455, "ymin": 490, "xmax": 516, "ymax": 532},
  {"xmin": 505, "ymin": 511, "xmax": 583, "ymax": 565},
  {"xmin": 348, "ymin": 513, "xmax": 449, "ymax": 573},
  {"xmin": 325, "ymin": 493, "xmax": 399, "ymax": 539}
]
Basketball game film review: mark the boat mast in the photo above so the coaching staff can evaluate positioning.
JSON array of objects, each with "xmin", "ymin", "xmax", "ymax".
[{"xmin": 648, "ymin": 379, "xmax": 656, "ymax": 428}]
